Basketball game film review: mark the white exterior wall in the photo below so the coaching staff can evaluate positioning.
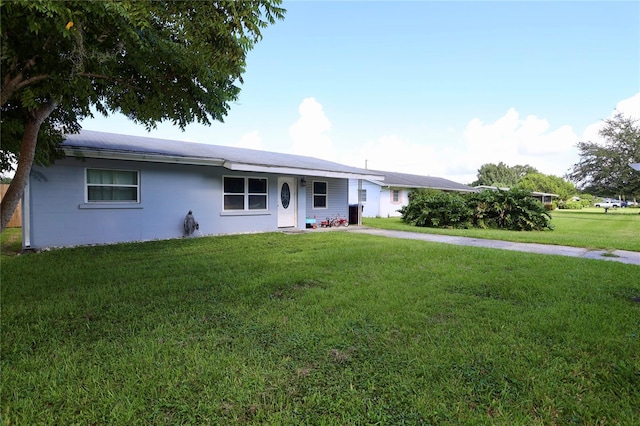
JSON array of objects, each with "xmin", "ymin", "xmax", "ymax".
[
  {"xmin": 307, "ymin": 177, "xmax": 350, "ymax": 222},
  {"xmin": 348, "ymin": 179, "xmax": 382, "ymax": 218},
  {"xmin": 25, "ymin": 157, "xmax": 318, "ymax": 249},
  {"xmin": 378, "ymin": 188, "xmax": 406, "ymax": 218},
  {"xmin": 348, "ymin": 180, "xmax": 407, "ymax": 218}
]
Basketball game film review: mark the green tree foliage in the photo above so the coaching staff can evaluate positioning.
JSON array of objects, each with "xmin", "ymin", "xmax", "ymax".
[
  {"xmin": 517, "ymin": 173, "xmax": 576, "ymax": 201},
  {"xmin": 0, "ymin": 0, "xmax": 285, "ymax": 231},
  {"xmin": 470, "ymin": 162, "xmax": 538, "ymax": 187},
  {"xmin": 400, "ymin": 188, "xmax": 553, "ymax": 231},
  {"xmin": 567, "ymin": 114, "xmax": 640, "ymax": 199}
]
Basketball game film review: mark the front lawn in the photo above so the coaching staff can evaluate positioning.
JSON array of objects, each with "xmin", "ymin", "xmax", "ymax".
[
  {"xmin": 2, "ymin": 232, "xmax": 639, "ymax": 424},
  {"xmin": 364, "ymin": 207, "xmax": 640, "ymax": 252}
]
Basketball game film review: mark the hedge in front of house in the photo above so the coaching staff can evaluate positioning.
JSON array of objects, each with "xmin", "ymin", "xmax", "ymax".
[{"xmin": 399, "ymin": 188, "xmax": 553, "ymax": 231}]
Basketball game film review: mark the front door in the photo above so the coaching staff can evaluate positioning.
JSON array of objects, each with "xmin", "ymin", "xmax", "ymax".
[{"xmin": 278, "ymin": 177, "xmax": 297, "ymax": 228}]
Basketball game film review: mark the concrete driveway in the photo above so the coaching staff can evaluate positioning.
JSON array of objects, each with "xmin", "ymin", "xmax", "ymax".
[{"xmin": 347, "ymin": 227, "xmax": 640, "ymax": 266}]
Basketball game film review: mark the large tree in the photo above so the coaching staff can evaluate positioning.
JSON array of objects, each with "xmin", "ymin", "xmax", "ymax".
[
  {"xmin": 0, "ymin": 0, "xmax": 285, "ymax": 231},
  {"xmin": 567, "ymin": 114, "xmax": 640, "ymax": 198},
  {"xmin": 470, "ymin": 162, "xmax": 538, "ymax": 187},
  {"xmin": 518, "ymin": 172, "xmax": 576, "ymax": 201}
]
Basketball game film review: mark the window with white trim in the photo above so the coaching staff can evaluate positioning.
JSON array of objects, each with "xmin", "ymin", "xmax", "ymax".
[
  {"xmin": 359, "ymin": 189, "xmax": 367, "ymax": 202},
  {"xmin": 391, "ymin": 189, "xmax": 400, "ymax": 203},
  {"xmin": 86, "ymin": 169, "xmax": 139, "ymax": 202},
  {"xmin": 223, "ymin": 176, "xmax": 268, "ymax": 211},
  {"xmin": 313, "ymin": 181, "xmax": 328, "ymax": 209}
]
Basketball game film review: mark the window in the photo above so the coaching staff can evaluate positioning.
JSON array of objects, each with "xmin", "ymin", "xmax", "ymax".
[
  {"xmin": 313, "ymin": 181, "xmax": 327, "ymax": 208},
  {"xmin": 392, "ymin": 190, "xmax": 400, "ymax": 203},
  {"xmin": 359, "ymin": 189, "xmax": 367, "ymax": 202},
  {"xmin": 86, "ymin": 169, "xmax": 139, "ymax": 202},
  {"xmin": 223, "ymin": 176, "xmax": 268, "ymax": 211}
]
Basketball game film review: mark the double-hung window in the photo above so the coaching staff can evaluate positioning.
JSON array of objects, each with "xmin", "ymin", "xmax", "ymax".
[
  {"xmin": 223, "ymin": 176, "xmax": 268, "ymax": 211},
  {"xmin": 391, "ymin": 189, "xmax": 400, "ymax": 203},
  {"xmin": 313, "ymin": 181, "xmax": 328, "ymax": 209},
  {"xmin": 359, "ymin": 189, "xmax": 367, "ymax": 202},
  {"xmin": 86, "ymin": 169, "xmax": 139, "ymax": 202}
]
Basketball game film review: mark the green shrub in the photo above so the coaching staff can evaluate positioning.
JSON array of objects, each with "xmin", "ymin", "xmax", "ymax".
[
  {"xmin": 558, "ymin": 201, "xmax": 583, "ymax": 210},
  {"xmin": 578, "ymin": 194, "xmax": 594, "ymax": 208},
  {"xmin": 399, "ymin": 189, "xmax": 473, "ymax": 228},
  {"xmin": 401, "ymin": 188, "xmax": 553, "ymax": 231}
]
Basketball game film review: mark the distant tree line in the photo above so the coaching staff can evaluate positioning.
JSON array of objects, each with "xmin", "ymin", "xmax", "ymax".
[
  {"xmin": 469, "ymin": 113, "xmax": 640, "ymax": 203},
  {"xmin": 470, "ymin": 163, "xmax": 577, "ymax": 202}
]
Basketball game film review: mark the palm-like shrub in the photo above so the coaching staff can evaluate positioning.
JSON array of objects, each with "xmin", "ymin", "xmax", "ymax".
[
  {"xmin": 400, "ymin": 188, "xmax": 553, "ymax": 231},
  {"xmin": 399, "ymin": 189, "xmax": 473, "ymax": 228}
]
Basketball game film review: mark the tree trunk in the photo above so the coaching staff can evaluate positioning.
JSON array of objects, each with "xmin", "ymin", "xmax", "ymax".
[{"xmin": 0, "ymin": 100, "xmax": 58, "ymax": 233}]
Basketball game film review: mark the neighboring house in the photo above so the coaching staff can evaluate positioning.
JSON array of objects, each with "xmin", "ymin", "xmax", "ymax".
[
  {"xmin": 348, "ymin": 170, "xmax": 477, "ymax": 218},
  {"xmin": 475, "ymin": 185, "xmax": 558, "ymax": 204},
  {"xmin": 23, "ymin": 130, "xmax": 382, "ymax": 249},
  {"xmin": 631, "ymin": 163, "xmax": 640, "ymax": 171}
]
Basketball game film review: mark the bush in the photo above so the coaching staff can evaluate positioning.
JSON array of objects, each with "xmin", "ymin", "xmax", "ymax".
[
  {"xmin": 558, "ymin": 201, "xmax": 583, "ymax": 210},
  {"xmin": 401, "ymin": 188, "xmax": 553, "ymax": 231},
  {"xmin": 399, "ymin": 189, "xmax": 473, "ymax": 228}
]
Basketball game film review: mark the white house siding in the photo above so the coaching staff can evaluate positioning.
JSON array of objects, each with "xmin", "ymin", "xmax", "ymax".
[
  {"xmin": 348, "ymin": 180, "xmax": 406, "ymax": 218},
  {"xmin": 26, "ymin": 158, "xmax": 311, "ymax": 249},
  {"xmin": 307, "ymin": 178, "xmax": 350, "ymax": 223},
  {"xmin": 348, "ymin": 179, "xmax": 381, "ymax": 218},
  {"xmin": 378, "ymin": 188, "xmax": 406, "ymax": 218}
]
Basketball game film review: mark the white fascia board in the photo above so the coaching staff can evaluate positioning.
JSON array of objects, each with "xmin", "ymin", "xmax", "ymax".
[
  {"xmin": 379, "ymin": 184, "xmax": 477, "ymax": 192},
  {"xmin": 64, "ymin": 148, "xmax": 225, "ymax": 166},
  {"xmin": 223, "ymin": 161, "xmax": 383, "ymax": 179}
]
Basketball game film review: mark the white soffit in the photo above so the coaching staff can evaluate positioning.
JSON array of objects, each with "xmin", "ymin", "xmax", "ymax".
[{"xmin": 223, "ymin": 161, "xmax": 383, "ymax": 179}]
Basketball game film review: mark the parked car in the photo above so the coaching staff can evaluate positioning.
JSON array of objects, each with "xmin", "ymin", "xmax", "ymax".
[{"xmin": 595, "ymin": 200, "xmax": 620, "ymax": 208}]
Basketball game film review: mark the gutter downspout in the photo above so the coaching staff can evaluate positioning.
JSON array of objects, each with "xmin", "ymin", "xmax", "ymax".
[
  {"xmin": 22, "ymin": 175, "xmax": 31, "ymax": 249},
  {"xmin": 357, "ymin": 179, "xmax": 363, "ymax": 225}
]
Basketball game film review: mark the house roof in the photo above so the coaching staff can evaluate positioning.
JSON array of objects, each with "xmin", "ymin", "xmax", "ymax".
[
  {"xmin": 475, "ymin": 185, "xmax": 558, "ymax": 198},
  {"xmin": 62, "ymin": 130, "xmax": 383, "ymax": 180},
  {"xmin": 365, "ymin": 170, "xmax": 477, "ymax": 192}
]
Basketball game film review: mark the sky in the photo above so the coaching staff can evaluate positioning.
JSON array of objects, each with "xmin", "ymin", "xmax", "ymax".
[{"xmin": 79, "ymin": 0, "xmax": 640, "ymax": 185}]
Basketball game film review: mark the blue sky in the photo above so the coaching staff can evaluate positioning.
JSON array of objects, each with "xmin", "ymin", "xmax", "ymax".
[{"xmin": 81, "ymin": 0, "xmax": 640, "ymax": 184}]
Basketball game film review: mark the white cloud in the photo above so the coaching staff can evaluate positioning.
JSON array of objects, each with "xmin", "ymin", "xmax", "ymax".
[
  {"xmin": 583, "ymin": 92, "xmax": 640, "ymax": 144},
  {"xmin": 460, "ymin": 108, "xmax": 580, "ymax": 179},
  {"xmin": 235, "ymin": 130, "xmax": 263, "ymax": 150},
  {"xmin": 616, "ymin": 92, "xmax": 640, "ymax": 119},
  {"xmin": 340, "ymin": 134, "xmax": 442, "ymax": 175},
  {"xmin": 288, "ymin": 97, "xmax": 335, "ymax": 160}
]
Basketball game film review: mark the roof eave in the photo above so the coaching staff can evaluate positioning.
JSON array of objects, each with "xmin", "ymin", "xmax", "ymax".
[
  {"xmin": 63, "ymin": 147, "xmax": 225, "ymax": 167},
  {"xmin": 63, "ymin": 147, "xmax": 383, "ymax": 179},
  {"xmin": 224, "ymin": 161, "xmax": 384, "ymax": 179},
  {"xmin": 377, "ymin": 183, "xmax": 477, "ymax": 192}
]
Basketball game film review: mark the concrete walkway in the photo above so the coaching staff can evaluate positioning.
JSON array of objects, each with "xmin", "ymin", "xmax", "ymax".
[{"xmin": 347, "ymin": 227, "xmax": 640, "ymax": 266}]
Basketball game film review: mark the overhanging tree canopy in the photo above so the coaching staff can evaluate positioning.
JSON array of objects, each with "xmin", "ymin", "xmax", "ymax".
[
  {"xmin": 567, "ymin": 114, "xmax": 640, "ymax": 198},
  {"xmin": 0, "ymin": 0, "xmax": 285, "ymax": 231}
]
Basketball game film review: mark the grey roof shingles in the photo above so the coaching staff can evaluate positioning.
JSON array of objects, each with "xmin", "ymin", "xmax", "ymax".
[
  {"xmin": 366, "ymin": 169, "xmax": 476, "ymax": 192},
  {"xmin": 63, "ymin": 130, "xmax": 382, "ymax": 178}
]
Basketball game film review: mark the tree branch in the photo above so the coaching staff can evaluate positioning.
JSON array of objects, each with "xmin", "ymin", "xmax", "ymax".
[{"xmin": 1, "ymin": 58, "xmax": 42, "ymax": 106}]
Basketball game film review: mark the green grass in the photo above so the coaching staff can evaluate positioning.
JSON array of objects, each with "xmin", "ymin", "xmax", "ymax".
[
  {"xmin": 0, "ymin": 227, "xmax": 22, "ymax": 259},
  {"xmin": 2, "ymin": 232, "xmax": 639, "ymax": 425},
  {"xmin": 364, "ymin": 207, "xmax": 640, "ymax": 252}
]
